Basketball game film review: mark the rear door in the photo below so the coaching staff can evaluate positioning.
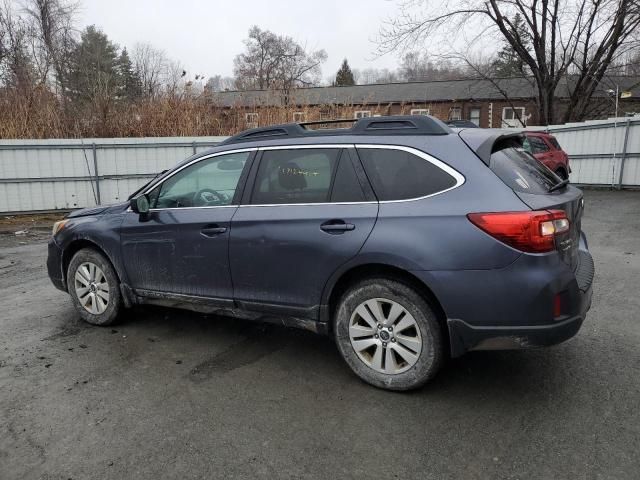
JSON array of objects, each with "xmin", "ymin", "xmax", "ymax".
[{"xmin": 229, "ymin": 146, "xmax": 378, "ymax": 317}]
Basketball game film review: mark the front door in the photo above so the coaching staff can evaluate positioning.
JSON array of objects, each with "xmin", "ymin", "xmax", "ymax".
[
  {"xmin": 120, "ymin": 150, "xmax": 253, "ymax": 300},
  {"xmin": 229, "ymin": 146, "xmax": 378, "ymax": 317}
]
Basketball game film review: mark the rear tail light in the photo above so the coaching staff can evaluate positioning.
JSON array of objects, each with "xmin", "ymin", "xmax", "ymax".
[{"xmin": 467, "ymin": 210, "xmax": 569, "ymax": 253}]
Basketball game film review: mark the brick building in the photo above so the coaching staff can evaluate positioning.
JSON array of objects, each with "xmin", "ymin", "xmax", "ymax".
[{"xmin": 210, "ymin": 76, "xmax": 640, "ymax": 130}]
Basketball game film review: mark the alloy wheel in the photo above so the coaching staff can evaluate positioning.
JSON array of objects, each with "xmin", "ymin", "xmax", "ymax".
[
  {"xmin": 348, "ymin": 297, "xmax": 423, "ymax": 374},
  {"xmin": 74, "ymin": 262, "xmax": 110, "ymax": 314}
]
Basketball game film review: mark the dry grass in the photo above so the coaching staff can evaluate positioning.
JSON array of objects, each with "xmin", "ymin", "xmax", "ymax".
[{"xmin": 0, "ymin": 87, "xmax": 426, "ymax": 139}]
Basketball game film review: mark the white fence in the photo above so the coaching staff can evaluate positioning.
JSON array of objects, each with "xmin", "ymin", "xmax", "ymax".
[
  {"xmin": 529, "ymin": 116, "xmax": 640, "ymax": 187},
  {"xmin": 0, "ymin": 136, "xmax": 225, "ymax": 213},
  {"xmin": 0, "ymin": 117, "xmax": 638, "ymax": 213}
]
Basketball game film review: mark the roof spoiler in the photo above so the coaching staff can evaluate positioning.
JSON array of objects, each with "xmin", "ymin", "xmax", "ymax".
[{"xmin": 458, "ymin": 129, "xmax": 525, "ymax": 165}]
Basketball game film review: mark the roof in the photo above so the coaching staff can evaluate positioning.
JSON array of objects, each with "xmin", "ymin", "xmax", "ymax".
[{"xmin": 209, "ymin": 76, "xmax": 640, "ymax": 108}]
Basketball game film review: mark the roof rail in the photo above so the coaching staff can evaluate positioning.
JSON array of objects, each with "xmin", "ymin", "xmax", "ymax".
[{"xmin": 218, "ymin": 115, "xmax": 451, "ymax": 145}]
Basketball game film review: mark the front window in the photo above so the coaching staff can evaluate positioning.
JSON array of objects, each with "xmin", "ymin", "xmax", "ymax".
[
  {"xmin": 410, "ymin": 109, "xmax": 430, "ymax": 116},
  {"xmin": 354, "ymin": 110, "xmax": 371, "ymax": 119},
  {"xmin": 149, "ymin": 152, "xmax": 250, "ymax": 209}
]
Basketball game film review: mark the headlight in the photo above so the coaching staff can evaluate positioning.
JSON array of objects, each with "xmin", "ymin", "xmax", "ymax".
[{"xmin": 52, "ymin": 220, "xmax": 69, "ymax": 236}]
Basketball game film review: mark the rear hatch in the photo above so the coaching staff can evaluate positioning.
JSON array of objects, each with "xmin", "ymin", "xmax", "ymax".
[{"xmin": 482, "ymin": 136, "xmax": 583, "ymax": 270}]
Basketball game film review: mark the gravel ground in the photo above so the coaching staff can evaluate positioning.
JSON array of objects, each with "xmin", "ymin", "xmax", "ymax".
[{"xmin": 0, "ymin": 190, "xmax": 639, "ymax": 480}]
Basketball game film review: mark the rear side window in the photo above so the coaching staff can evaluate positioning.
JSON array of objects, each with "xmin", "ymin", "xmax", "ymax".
[
  {"xmin": 490, "ymin": 146, "xmax": 559, "ymax": 194},
  {"xmin": 357, "ymin": 148, "xmax": 457, "ymax": 201},
  {"xmin": 251, "ymin": 148, "xmax": 340, "ymax": 204}
]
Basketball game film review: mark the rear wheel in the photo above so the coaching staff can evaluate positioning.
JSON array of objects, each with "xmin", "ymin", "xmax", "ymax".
[
  {"xmin": 67, "ymin": 248, "xmax": 122, "ymax": 326},
  {"xmin": 334, "ymin": 278, "xmax": 444, "ymax": 391}
]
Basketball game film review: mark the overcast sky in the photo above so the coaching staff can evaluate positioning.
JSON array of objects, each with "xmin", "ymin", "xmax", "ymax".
[{"xmin": 78, "ymin": 0, "xmax": 403, "ymax": 82}]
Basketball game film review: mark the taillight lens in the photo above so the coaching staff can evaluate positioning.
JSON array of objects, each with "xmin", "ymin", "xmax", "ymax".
[{"xmin": 467, "ymin": 210, "xmax": 569, "ymax": 253}]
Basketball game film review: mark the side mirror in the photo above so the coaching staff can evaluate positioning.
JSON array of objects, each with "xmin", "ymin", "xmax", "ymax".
[{"xmin": 130, "ymin": 194, "xmax": 150, "ymax": 215}]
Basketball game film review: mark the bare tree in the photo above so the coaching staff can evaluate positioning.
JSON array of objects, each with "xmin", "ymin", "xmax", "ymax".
[
  {"xmin": 204, "ymin": 74, "xmax": 235, "ymax": 92},
  {"xmin": 22, "ymin": 0, "xmax": 77, "ymax": 94},
  {"xmin": 132, "ymin": 42, "xmax": 167, "ymax": 97},
  {"xmin": 233, "ymin": 26, "xmax": 327, "ymax": 95},
  {"xmin": 0, "ymin": 1, "xmax": 34, "ymax": 89},
  {"xmin": 400, "ymin": 51, "xmax": 467, "ymax": 81},
  {"xmin": 353, "ymin": 67, "xmax": 401, "ymax": 84},
  {"xmin": 379, "ymin": 0, "xmax": 640, "ymax": 124}
]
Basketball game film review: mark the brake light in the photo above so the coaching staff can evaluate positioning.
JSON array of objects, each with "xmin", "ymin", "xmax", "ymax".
[{"xmin": 467, "ymin": 210, "xmax": 569, "ymax": 253}]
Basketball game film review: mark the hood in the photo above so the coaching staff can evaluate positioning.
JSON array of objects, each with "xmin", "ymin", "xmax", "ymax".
[{"xmin": 66, "ymin": 202, "xmax": 129, "ymax": 218}]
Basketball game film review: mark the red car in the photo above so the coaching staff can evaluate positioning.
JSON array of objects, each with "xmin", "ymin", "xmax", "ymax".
[{"xmin": 523, "ymin": 132, "xmax": 571, "ymax": 180}]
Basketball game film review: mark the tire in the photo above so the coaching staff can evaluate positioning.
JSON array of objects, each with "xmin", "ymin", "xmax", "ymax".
[
  {"xmin": 334, "ymin": 277, "xmax": 444, "ymax": 391},
  {"xmin": 67, "ymin": 248, "xmax": 122, "ymax": 326}
]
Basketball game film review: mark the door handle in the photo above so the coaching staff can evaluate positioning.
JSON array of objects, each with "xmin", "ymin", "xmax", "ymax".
[
  {"xmin": 200, "ymin": 225, "xmax": 227, "ymax": 237},
  {"xmin": 320, "ymin": 220, "xmax": 355, "ymax": 233}
]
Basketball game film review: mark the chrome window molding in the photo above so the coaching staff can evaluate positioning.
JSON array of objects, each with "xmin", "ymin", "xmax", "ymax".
[
  {"xmin": 355, "ymin": 144, "xmax": 466, "ymax": 204},
  {"xmin": 134, "ymin": 143, "xmax": 465, "ymax": 212}
]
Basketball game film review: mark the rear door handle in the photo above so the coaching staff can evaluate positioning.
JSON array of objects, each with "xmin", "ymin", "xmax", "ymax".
[
  {"xmin": 200, "ymin": 225, "xmax": 227, "ymax": 237},
  {"xmin": 320, "ymin": 220, "xmax": 355, "ymax": 233}
]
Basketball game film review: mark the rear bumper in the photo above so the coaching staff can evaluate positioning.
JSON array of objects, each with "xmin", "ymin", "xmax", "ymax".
[{"xmin": 441, "ymin": 247, "xmax": 594, "ymax": 357}]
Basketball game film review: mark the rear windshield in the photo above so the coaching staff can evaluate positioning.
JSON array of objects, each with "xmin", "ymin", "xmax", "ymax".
[{"xmin": 490, "ymin": 146, "xmax": 559, "ymax": 194}]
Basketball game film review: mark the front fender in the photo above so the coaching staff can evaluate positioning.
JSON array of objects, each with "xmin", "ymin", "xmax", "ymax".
[{"xmin": 55, "ymin": 213, "xmax": 126, "ymax": 287}]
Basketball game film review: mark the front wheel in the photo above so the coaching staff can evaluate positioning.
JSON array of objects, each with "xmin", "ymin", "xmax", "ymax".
[
  {"xmin": 334, "ymin": 278, "xmax": 444, "ymax": 391},
  {"xmin": 67, "ymin": 248, "xmax": 122, "ymax": 326}
]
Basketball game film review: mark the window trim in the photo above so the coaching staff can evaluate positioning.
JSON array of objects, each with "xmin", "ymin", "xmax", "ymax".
[
  {"xmin": 293, "ymin": 112, "xmax": 305, "ymax": 123},
  {"xmin": 238, "ymin": 144, "xmax": 465, "ymax": 207},
  {"xmin": 410, "ymin": 109, "xmax": 430, "ymax": 116},
  {"xmin": 354, "ymin": 145, "xmax": 465, "ymax": 203},
  {"xmin": 137, "ymin": 144, "xmax": 465, "ymax": 210},
  {"xmin": 502, "ymin": 107, "xmax": 526, "ymax": 127}
]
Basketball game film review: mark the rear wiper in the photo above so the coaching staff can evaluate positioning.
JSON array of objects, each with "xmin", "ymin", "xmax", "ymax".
[
  {"xmin": 127, "ymin": 169, "xmax": 168, "ymax": 200},
  {"xmin": 548, "ymin": 178, "xmax": 569, "ymax": 193}
]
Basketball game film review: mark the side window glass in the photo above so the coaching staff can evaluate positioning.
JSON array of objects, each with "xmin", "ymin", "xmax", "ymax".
[
  {"xmin": 330, "ymin": 151, "xmax": 366, "ymax": 202},
  {"xmin": 153, "ymin": 152, "xmax": 250, "ymax": 209},
  {"xmin": 358, "ymin": 148, "xmax": 457, "ymax": 201},
  {"xmin": 251, "ymin": 149, "xmax": 340, "ymax": 205},
  {"xmin": 530, "ymin": 137, "xmax": 550, "ymax": 153}
]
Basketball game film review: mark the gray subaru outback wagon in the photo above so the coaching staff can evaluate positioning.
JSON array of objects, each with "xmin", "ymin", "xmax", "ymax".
[{"xmin": 47, "ymin": 116, "xmax": 594, "ymax": 390}]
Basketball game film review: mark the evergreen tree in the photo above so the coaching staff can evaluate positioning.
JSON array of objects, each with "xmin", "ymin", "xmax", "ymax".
[
  {"xmin": 335, "ymin": 58, "xmax": 355, "ymax": 86},
  {"xmin": 491, "ymin": 14, "xmax": 530, "ymax": 77},
  {"xmin": 67, "ymin": 25, "xmax": 119, "ymax": 104},
  {"xmin": 117, "ymin": 47, "xmax": 142, "ymax": 100}
]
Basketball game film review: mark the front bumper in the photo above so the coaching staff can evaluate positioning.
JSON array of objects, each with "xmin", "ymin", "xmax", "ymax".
[
  {"xmin": 47, "ymin": 238, "xmax": 66, "ymax": 292},
  {"xmin": 444, "ymin": 248, "xmax": 594, "ymax": 357}
]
